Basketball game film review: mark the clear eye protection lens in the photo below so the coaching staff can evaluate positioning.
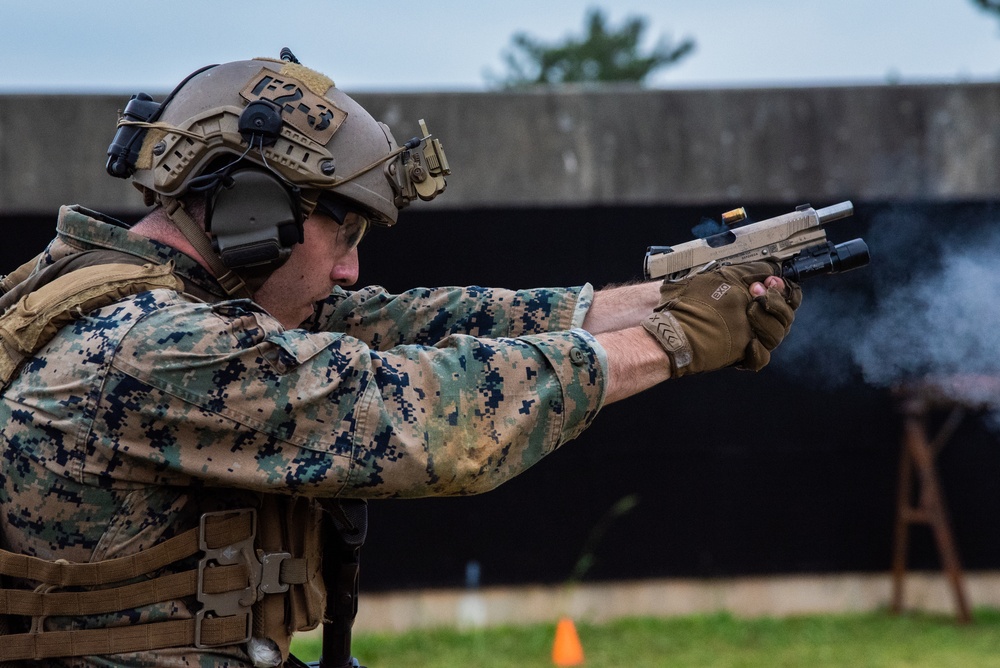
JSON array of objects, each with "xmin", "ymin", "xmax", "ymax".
[{"xmin": 341, "ymin": 212, "xmax": 370, "ymax": 251}]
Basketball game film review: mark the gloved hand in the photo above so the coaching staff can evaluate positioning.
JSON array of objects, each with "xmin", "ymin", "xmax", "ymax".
[{"xmin": 641, "ymin": 261, "xmax": 802, "ymax": 377}]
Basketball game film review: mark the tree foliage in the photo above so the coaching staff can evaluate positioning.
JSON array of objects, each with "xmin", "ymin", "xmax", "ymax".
[
  {"xmin": 489, "ymin": 8, "xmax": 695, "ymax": 88},
  {"xmin": 972, "ymin": 0, "xmax": 1000, "ymax": 12}
]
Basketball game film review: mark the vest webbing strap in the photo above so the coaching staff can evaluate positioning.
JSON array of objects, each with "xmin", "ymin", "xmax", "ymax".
[
  {"xmin": 0, "ymin": 613, "xmax": 248, "ymax": 661},
  {"xmin": 0, "ymin": 512, "xmax": 251, "ymax": 587},
  {"xmin": 0, "ymin": 564, "xmax": 247, "ymax": 617},
  {"xmin": 0, "ymin": 513, "xmax": 260, "ymax": 660},
  {"xmin": 162, "ymin": 197, "xmax": 253, "ymax": 299}
]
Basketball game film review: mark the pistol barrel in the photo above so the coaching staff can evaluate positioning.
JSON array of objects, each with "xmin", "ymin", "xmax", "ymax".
[{"xmin": 816, "ymin": 201, "xmax": 854, "ymax": 224}]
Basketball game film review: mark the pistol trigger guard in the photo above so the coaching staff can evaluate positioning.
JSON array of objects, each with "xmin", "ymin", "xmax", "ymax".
[
  {"xmin": 693, "ymin": 260, "xmax": 719, "ymax": 276},
  {"xmin": 665, "ymin": 260, "xmax": 720, "ymax": 283}
]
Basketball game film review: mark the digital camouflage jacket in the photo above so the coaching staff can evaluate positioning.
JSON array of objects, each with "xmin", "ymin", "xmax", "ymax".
[{"xmin": 0, "ymin": 205, "xmax": 608, "ymax": 667}]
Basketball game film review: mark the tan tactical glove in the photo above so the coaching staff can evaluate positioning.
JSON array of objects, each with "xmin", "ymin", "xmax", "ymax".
[{"xmin": 641, "ymin": 261, "xmax": 802, "ymax": 377}]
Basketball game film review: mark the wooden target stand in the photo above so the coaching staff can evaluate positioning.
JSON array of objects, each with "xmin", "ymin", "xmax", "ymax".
[{"xmin": 889, "ymin": 375, "xmax": 1000, "ymax": 624}]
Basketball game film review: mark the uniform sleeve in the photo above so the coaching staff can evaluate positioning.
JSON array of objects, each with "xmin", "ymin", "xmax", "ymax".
[
  {"xmin": 96, "ymin": 300, "xmax": 608, "ymax": 498},
  {"xmin": 304, "ymin": 284, "xmax": 594, "ymax": 348}
]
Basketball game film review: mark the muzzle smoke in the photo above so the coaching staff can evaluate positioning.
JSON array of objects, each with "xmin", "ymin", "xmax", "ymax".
[{"xmin": 774, "ymin": 207, "xmax": 1000, "ymax": 414}]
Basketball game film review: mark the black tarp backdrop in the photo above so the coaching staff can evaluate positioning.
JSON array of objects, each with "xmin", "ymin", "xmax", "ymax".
[{"xmin": 3, "ymin": 200, "xmax": 999, "ymax": 590}]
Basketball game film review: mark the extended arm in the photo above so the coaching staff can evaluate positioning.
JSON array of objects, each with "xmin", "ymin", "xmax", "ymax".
[
  {"xmin": 78, "ymin": 298, "xmax": 606, "ymax": 499},
  {"xmin": 582, "ymin": 281, "xmax": 660, "ymax": 334},
  {"xmin": 308, "ymin": 284, "xmax": 591, "ymax": 346},
  {"xmin": 587, "ymin": 268, "xmax": 800, "ymax": 398},
  {"xmin": 594, "ymin": 326, "xmax": 671, "ymax": 403}
]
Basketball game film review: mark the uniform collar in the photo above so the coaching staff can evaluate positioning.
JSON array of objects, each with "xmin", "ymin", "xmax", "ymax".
[{"xmin": 54, "ymin": 205, "xmax": 228, "ymax": 301}]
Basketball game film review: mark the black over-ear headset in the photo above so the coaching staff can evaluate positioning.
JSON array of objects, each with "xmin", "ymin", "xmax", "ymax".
[
  {"xmin": 203, "ymin": 98, "xmax": 306, "ymax": 270},
  {"xmin": 207, "ymin": 167, "xmax": 304, "ymax": 269}
]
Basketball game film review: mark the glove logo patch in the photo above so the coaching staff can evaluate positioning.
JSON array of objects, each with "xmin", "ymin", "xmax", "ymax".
[{"xmin": 711, "ymin": 283, "xmax": 732, "ymax": 300}]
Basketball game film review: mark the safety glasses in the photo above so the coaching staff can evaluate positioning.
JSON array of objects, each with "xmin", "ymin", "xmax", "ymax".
[
  {"xmin": 315, "ymin": 195, "xmax": 371, "ymax": 251},
  {"xmin": 339, "ymin": 211, "xmax": 370, "ymax": 251}
]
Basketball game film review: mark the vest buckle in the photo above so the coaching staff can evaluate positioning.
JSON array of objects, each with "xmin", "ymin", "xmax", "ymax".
[
  {"xmin": 259, "ymin": 551, "xmax": 292, "ymax": 594},
  {"xmin": 195, "ymin": 509, "xmax": 257, "ymax": 648}
]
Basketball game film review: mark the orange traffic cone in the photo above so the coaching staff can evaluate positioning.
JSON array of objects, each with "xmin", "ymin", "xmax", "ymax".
[{"xmin": 552, "ymin": 616, "xmax": 585, "ymax": 666}]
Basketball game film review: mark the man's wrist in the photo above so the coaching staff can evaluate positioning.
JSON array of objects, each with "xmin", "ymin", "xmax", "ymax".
[{"xmin": 641, "ymin": 310, "xmax": 692, "ymax": 377}]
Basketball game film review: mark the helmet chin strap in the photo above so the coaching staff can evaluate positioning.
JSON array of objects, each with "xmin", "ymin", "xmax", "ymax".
[{"xmin": 161, "ymin": 196, "xmax": 257, "ymax": 299}]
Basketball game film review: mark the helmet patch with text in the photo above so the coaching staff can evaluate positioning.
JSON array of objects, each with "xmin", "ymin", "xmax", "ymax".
[{"xmin": 240, "ymin": 69, "xmax": 347, "ymax": 145}]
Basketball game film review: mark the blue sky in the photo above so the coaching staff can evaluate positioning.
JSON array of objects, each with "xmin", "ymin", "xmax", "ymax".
[{"xmin": 5, "ymin": 0, "xmax": 1000, "ymax": 92}]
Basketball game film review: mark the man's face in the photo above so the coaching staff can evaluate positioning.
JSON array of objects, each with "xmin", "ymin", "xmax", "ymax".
[{"xmin": 253, "ymin": 210, "xmax": 364, "ymax": 328}]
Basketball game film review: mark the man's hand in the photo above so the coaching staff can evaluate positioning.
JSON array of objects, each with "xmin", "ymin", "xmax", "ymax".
[{"xmin": 641, "ymin": 261, "xmax": 802, "ymax": 377}]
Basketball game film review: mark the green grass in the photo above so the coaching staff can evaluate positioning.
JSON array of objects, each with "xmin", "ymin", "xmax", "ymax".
[{"xmin": 290, "ymin": 609, "xmax": 1000, "ymax": 667}]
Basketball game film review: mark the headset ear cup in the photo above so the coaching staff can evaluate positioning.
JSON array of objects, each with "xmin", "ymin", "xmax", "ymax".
[{"xmin": 207, "ymin": 169, "xmax": 304, "ymax": 269}]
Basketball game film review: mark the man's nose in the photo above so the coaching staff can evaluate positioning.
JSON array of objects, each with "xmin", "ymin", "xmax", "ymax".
[{"xmin": 332, "ymin": 248, "xmax": 359, "ymax": 286}]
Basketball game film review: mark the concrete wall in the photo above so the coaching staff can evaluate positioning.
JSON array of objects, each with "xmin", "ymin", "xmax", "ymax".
[
  {"xmin": 348, "ymin": 572, "xmax": 1000, "ymax": 632},
  {"xmin": 2, "ymin": 82, "xmax": 999, "ymax": 216},
  {"xmin": 3, "ymin": 84, "xmax": 999, "ymax": 594}
]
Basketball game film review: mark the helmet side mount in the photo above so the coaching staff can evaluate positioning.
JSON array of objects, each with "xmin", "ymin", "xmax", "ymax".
[
  {"xmin": 238, "ymin": 99, "xmax": 283, "ymax": 147},
  {"xmin": 106, "ymin": 64, "xmax": 219, "ymax": 179}
]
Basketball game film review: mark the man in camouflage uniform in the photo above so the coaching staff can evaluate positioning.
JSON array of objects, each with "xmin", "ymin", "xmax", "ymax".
[{"xmin": 0, "ymin": 52, "xmax": 800, "ymax": 667}]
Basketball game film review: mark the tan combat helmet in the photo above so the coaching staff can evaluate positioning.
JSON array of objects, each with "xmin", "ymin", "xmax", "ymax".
[{"xmin": 106, "ymin": 49, "xmax": 450, "ymax": 295}]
